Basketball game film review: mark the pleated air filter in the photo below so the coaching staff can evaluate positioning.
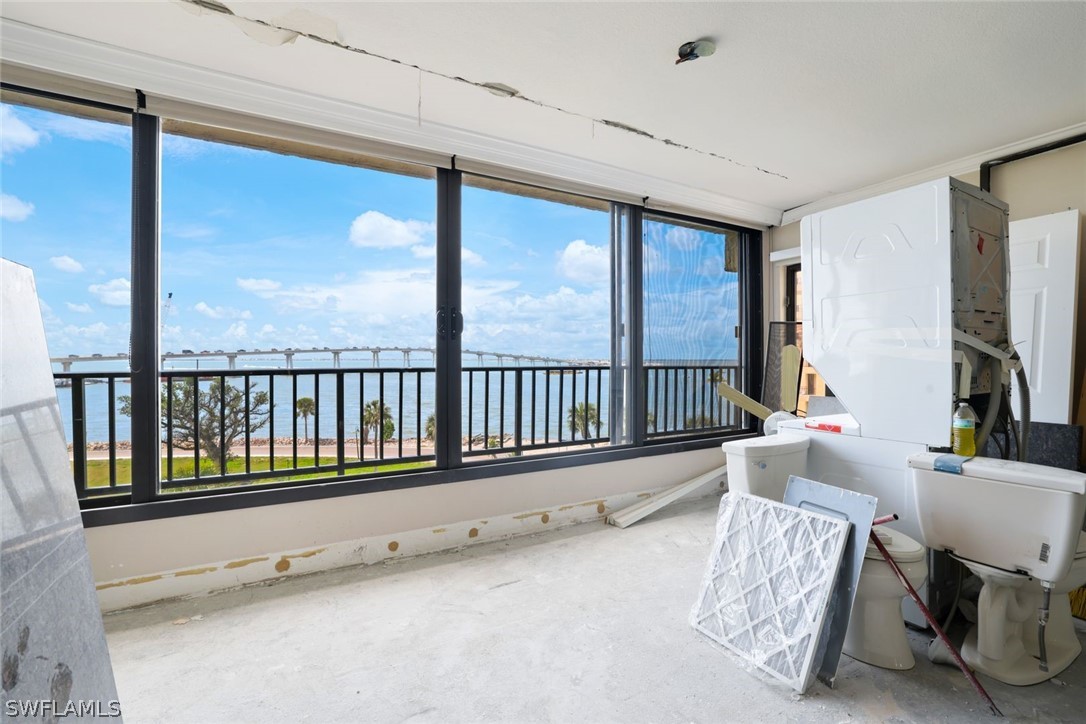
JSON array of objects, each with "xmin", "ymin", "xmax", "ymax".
[{"xmin": 691, "ymin": 492, "xmax": 849, "ymax": 693}]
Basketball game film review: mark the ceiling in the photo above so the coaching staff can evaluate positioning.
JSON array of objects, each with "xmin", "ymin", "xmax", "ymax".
[{"xmin": 2, "ymin": 1, "xmax": 1084, "ymax": 224}]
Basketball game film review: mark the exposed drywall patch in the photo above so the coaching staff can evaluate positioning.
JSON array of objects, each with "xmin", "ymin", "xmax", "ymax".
[
  {"xmin": 227, "ymin": 16, "xmax": 299, "ymax": 46},
  {"xmin": 513, "ymin": 511, "xmax": 551, "ymax": 521},
  {"xmin": 181, "ymin": 0, "xmax": 789, "ymax": 180},
  {"xmin": 94, "ymin": 484, "xmax": 721, "ymax": 613},
  {"xmin": 432, "ymin": 528, "xmax": 447, "ymax": 534},
  {"xmin": 271, "ymin": 7, "xmax": 341, "ymax": 43},
  {"xmin": 96, "ymin": 574, "xmax": 163, "ymax": 591},
  {"xmin": 173, "ymin": 566, "xmax": 218, "ymax": 577},
  {"xmin": 559, "ymin": 500, "xmax": 606, "ymax": 512},
  {"xmin": 387, "ymin": 541, "xmax": 399, "ymax": 552},
  {"xmin": 224, "ymin": 557, "xmax": 268, "ymax": 569}
]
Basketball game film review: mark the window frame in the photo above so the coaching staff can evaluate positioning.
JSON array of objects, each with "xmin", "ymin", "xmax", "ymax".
[{"xmin": 1, "ymin": 82, "xmax": 763, "ymax": 527}]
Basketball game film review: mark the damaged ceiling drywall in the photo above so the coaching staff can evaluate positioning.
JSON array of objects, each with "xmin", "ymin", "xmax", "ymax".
[
  {"xmin": 2, "ymin": 1, "xmax": 1083, "ymax": 216},
  {"xmin": 186, "ymin": 0, "xmax": 790, "ymax": 181}
]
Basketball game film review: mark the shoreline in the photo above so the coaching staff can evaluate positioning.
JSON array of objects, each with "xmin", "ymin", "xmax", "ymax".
[{"xmin": 71, "ymin": 434, "xmax": 596, "ymax": 460}]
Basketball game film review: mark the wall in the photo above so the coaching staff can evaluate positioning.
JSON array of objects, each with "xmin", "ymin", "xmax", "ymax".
[
  {"xmin": 766, "ymin": 143, "xmax": 1086, "ymax": 459},
  {"xmin": 87, "ymin": 446, "xmax": 727, "ymax": 610}
]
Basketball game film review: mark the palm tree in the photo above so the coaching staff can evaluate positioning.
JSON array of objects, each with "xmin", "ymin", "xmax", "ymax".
[
  {"xmin": 567, "ymin": 402, "xmax": 600, "ymax": 442},
  {"xmin": 296, "ymin": 397, "xmax": 315, "ymax": 442},
  {"xmin": 363, "ymin": 399, "xmax": 395, "ymax": 458},
  {"xmin": 425, "ymin": 413, "xmax": 436, "ymax": 441}
]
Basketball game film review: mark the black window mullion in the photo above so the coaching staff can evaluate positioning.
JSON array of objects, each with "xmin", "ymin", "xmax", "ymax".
[
  {"xmin": 130, "ymin": 110, "xmax": 160, "ymax": 504},
  {"xmin": 435, "ymin": 168, "xmax": 462, "ymax": 468}
]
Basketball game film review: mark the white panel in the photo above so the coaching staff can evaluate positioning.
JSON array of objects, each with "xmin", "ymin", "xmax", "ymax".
[
  {"xmin": 690, "ymin": 492, "xmax": 848, "ymax": 693},
  {"xmin": 802, "ymin": 178, "xmax": 955, "ymax": 446},
  {"xmin": 1008, "ymin": 209, "xmax": 1081, "ymax": 423}
]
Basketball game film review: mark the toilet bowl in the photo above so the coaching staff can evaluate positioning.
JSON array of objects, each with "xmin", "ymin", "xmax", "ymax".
[
  {"xmin": 957, "ymin": 532, "xmax": 1086, "ymax": 686},
  {"xmin": 907, "ymin": 453, "xmax": 1086, "ymax": 684},
  {"xmin": 843, "ymin": 526, "xmax": 928, "ymax": 669},
  {"xmin": 720, "ymin": 434, "xmax": 809, "ymax": 502}
]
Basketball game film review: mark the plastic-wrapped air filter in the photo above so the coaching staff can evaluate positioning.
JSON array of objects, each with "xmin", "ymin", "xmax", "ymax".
[{"xmin": 691, "ymin": 492, "xmax": 849, "ymax": 693}]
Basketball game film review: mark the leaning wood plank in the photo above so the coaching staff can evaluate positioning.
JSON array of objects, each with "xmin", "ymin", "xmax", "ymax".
[
  {"xmin": 606, "ymin": 464, "xmax": 728, "ymax": 528},
  {"xmin": 717, "ymin": 380, "xmax": 773, "ymax": 420}
]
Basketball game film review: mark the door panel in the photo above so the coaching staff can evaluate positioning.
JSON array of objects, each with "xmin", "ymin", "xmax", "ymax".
[{"xmin": 1008, "ymin": 209, "xmax": 1081, "ymax": 423}]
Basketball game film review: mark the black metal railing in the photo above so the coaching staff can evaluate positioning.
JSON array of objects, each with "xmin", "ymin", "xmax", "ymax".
[
  {"xmin": 54, "ymin": 372, "xmax": 132, "ymax": 498},
  {"xmin": 158, "ymin": 367, "xmax": 437, "ymax": 490},
  {"xmin": 56, "ymin": 362, "xmax": 745, "ymax": 499},
  {"xmin": 463, "ymin": 364, "xmax": 609, "ymax": 457},
  {"xmin": 644, "ymin": 364, "xmax": 743, "ymax": 437}
]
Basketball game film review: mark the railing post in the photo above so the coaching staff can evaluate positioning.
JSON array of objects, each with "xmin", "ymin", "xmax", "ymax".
[
  {"xmin": 514, "ymin": 369, "xmax": 523, "ymax": 455},
  {"xmin": 336, "ymin": 372, "xmax": 345, "ymax": 475},
  {"xmin": 71, "ymin": 380, "xmax": 87, "ymax": 498}
]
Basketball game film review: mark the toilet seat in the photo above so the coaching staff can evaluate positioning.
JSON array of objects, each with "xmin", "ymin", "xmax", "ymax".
[{"xmin": 864, "ymin": 527, "xmax": 925, "ymax": 563}]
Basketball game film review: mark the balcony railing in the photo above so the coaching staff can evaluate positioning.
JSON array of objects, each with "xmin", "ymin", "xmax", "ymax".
[
  {"xmin": 56, "ymin": 362, "xmax": 744, "ymax": 500},
  {"xmin": 645, "ymin": 364, "xmax": 743, "ymax": 437},
  {"xmin": 463, "ymin": 364, "xmax": 610, "ymax": 457}
]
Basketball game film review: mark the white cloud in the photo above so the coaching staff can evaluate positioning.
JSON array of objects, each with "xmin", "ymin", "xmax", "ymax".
[
  {"xmin": 0, "ymin": 193, "xmax": 35, "ymax": 222},
  {"xmin": 88, "ymin": 278, "xmax": 130, "ymax": 306},
  {"xmin": 194, "ymin": 301, "xmax": 252, "ymax": 320},
  {"xmin": 224, "ymin": 321, "xmax": 248, "ymax": 340},
  {"xmin": 349, "ymin": 210, "xmax": 434, "ymax": 248},
  {"xmin": 237, "ymin": 277, "xmax": 282, "ymax": 293},
  {"xmin": 50, "ymin": 255, "xmax": 84, "ymax": 273},
  {"xmin": 665, "ymin": 226, "xmax": 702, "ymax": 251},
  {"xmin": 0, "ymin": 106, "xmax": 41, "ymax": 157},
  {"xmin": 410, "ymin": 244, "xmax": 485, "ymax": 266},
  {"xmin": 40, "ymin": 115, "xmax": 130, "ymax": 147},
  {"xmin": 556, "ymin": 239, "xmax": 609, "ymax": 286},
  {"xmin": 66, "ymin": 302, "xmax": 93, "ymax": 313}
]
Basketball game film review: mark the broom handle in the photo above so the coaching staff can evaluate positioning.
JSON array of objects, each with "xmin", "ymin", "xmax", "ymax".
[{"xmin": 868, "ymin": 526, "xmax": 1003, "ymax": 717}]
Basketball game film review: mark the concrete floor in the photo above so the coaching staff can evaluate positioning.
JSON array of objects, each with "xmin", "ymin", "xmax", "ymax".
[{"xmin": 104, "ymin": 494, "xmax": 1086, "ymax": 723}]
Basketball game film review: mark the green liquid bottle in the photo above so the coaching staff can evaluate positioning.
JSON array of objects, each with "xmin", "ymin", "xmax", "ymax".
[{"xmin": 952, "ymin": 401, "xmax": 977, "ymax": 457}]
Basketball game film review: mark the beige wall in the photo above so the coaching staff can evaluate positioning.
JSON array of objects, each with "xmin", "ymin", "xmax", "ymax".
[
  {"xmin": 86, "ymin": 447, "xmax": 725, "ymax": 583},
  {"xmin": 766, "ymin": 143, "xmax": 1086, "ymax": 448}
]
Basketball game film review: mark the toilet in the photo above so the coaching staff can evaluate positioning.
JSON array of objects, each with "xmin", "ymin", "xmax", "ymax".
[
  {"xmin": 956, "ymin": 532, "xmax": 1086, "ymax": 686},
  {"xmin": 908, "ymin": 452, "xmax": 1086, "ymax": 685},
  {"xmin": 720, "ymin": 434, "xmax": 809, "ymax": 501},
  {"xmin": 843, "ymin": 526, "xmax": 928, "ymax": 669}
]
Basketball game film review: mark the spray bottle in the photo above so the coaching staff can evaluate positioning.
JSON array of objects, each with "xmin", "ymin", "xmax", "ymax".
[{"xmin": 952, "ymin": 401, "xmax": 977, "ymax": 457}]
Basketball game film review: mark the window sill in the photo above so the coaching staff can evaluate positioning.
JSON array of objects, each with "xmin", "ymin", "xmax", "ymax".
[{"xmin": 80, "ymin": 431, "xmax": 754, "ymax": 527}]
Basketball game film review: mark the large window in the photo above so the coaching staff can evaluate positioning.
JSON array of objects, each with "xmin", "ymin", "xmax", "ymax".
[
  {"xmin": 158, "ymin": 123, "xmax": 438, "ymax": 490},
  {"xmin": 461, "ymin": 177, "xmax": 615, "ymax": 458},
  {"xmin": 3, "ymin": 81, "xmax": 762, "ymax": 516},
  {"xmin": 0, "ymin": 94, "xmax": 133, "ymax": 490},
  {"xmin": 643, "ymin": 214, "xmax": 745, "ymax": 436}
]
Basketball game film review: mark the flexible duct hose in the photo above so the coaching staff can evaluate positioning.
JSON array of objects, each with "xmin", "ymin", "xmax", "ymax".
[
  {"xmin": 1013, "ymin": 359, "xmax": 1031, "ymax": 461},
  {"xmin": 975, "ymin": 356, "xmax": 1003, "ymax": 453}
]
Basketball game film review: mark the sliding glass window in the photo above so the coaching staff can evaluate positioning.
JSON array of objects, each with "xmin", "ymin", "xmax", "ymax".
[
  {"xmin": 0, "ymin": 92, "xmax": 133, "ymax": 493},
  {"xmin": 158, "ymin": 121, "xmax": 437, "ymax": 492},
  {"xmin": 460, "ymin": 176, "xmax": 617, "ymax": 459},
  {"xmin": 642, "ymin": 214, "xmax": 745, "ymax": 437}
]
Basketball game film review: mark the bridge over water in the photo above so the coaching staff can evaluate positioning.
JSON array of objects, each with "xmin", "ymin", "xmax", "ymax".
[{"xmin": 52, "ymin": 347, "xmax": 604, "ymax": 371}]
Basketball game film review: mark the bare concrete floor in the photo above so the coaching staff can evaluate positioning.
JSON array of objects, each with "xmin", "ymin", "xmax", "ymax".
[{"xmin": 104, "ymin": 494, "xmax": 1086, "ymax": 723}]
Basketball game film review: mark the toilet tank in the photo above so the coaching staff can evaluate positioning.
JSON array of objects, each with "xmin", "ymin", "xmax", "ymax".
[
  {"xmin": 907, "ymin": 453, "xmax": 1086, "ymax": 583},
  {"xmin": 721, "ymin": 434, "xmax": 809, "ymax": 502}
]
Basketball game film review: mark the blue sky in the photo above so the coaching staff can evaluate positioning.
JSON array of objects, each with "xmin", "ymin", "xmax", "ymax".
[{"xmin": 1, "ymin": 101, "xmax": 739, "ymax": 366}]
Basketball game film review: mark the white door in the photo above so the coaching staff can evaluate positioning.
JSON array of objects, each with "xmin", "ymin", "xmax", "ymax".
[{"xmin": 1008, "ymin": 209, "xmax": 1081, "ymax": 424}]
